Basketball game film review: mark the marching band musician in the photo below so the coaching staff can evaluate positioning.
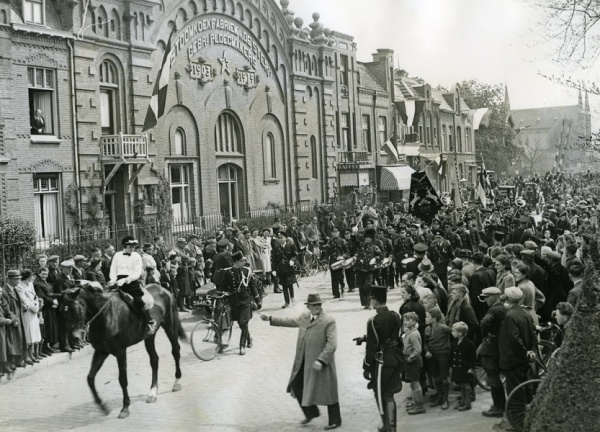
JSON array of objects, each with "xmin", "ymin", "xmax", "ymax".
[
  {"xmin": 344, "ymin": 228, "xmax": 359, "ymax": 292},
  {"xmin": 393, "ymin": 224, "xmax": 414, "ymax": 286},
  {"xmin": 327, "ymin": 226, "xmax": 349, "ymax": 299},
  {"xmin": 405, "ymin": 243, "xmax": 428, "ymax": 276},
  {"xmin": 355, "ymin": 285, "xmax": 403, "ymax": 432},
  {"xmin": 355, "ymin": 228, "xmax": 382, "ymax": 310},
  {"xmin": 427, "ymin": 228, "xmax": 454, "ymax": 290},
  {"xmin": 375, "ymin": 228, "xmax": 393, "ymax": 288},
  {"xmin": 221, "ymin": 251, "xmax": 262, "ymax": 355}
]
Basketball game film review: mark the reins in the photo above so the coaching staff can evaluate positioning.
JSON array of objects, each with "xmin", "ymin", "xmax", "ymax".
[{"xmin": 85, "ymin": 289, "xmax": 120, "ymax": 326}]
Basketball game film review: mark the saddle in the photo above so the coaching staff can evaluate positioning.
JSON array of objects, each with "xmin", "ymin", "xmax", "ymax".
[{"xmin": 118, "ymin": 288, "xmax": 155, "ymax": 311}]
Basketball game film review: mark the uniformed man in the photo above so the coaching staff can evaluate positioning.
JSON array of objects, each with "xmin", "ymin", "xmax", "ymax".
[
  {"xmin": 375, "ymin": 228, "xmax": 393, "ymax": 288},
  {"xmin": 355, "ymin": 228, "xmax": 382, "ymax": 309},
  {"xmin": 405, "ymin": 243, "xmax": 428, "ymax": 276},
  {"xmin": 392, "ymin": 225, "xmax": 414, "ymax": 285},
  {"xmin": 343, "ymin": 228, "xmax": 359, "ymax": 292},
  {"xmin": 327, "ymin": 226, "xmax": 349, "ymax": 299},
  {"xmin": 355, "ymin": 285, "xmax": 403, "ymax": 432},
  {"xmin": 221, "ymin": 251, "xmax": 261, "ymax": 355},
  {"xmin": 109, "ymin": 236, "xmax": 157, "ymax": 334},
  {"xmin": 212, "ymin": 238, "xmax": 233, "ymax": 290},
  {"xmin": 427, "ymin": 229, "xmax": 454, "ymax": 290}
]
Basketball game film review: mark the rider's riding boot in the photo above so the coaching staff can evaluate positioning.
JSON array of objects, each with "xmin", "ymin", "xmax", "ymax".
[
  {"xmin": 385, "ymin": 400, "xmax": 397, "ymax": 432},
  {"xmin": 143, "ymin": 308, "xmax": 157, "ymax": 334},
  {"xmin": 246, "ymin": 331, "xmax": 253, "ymax": 348},
  {"xmin": 239, "ymin": 330, "xmax": 247, "ymax": 355}
]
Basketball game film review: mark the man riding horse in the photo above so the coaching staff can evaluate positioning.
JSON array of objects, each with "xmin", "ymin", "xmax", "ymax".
[{"xmin": 109, "ymin": 236, "xmax": 156, "ymax": 334}]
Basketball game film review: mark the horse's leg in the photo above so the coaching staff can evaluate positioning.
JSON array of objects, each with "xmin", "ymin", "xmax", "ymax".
[
  {"xmin": 115, "ymin": 350, "xmax": 131, "ymax": 419},
  {"xmin": 161, "ymin": 315, "xmax": 183, "ymax": 392},
  {"xmin": 87, "ymin": 350, "xmax": 110, "ymax": 415},
  {"xmin": 144, "ymin": 335, "xmax": 159, "ymax": 403}
]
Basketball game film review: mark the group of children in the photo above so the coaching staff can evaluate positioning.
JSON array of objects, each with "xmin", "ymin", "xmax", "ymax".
[{"xmin": 402, "ymin": 308, "xmax": 476, "ymax": 415}]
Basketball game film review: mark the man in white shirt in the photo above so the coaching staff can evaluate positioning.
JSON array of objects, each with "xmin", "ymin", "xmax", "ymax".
[{"xmin": 109, "ymin": 236, "xmax": 156, "ymax": 334}]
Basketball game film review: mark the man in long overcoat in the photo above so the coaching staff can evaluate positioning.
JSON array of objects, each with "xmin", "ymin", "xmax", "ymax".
[
  {"xmin": 1, "ymin": 270, "xmax": 26, "ymax": 368},
  {"xmin": 261, "ymin": 294, "xmax": 342, "ymax": 430}
]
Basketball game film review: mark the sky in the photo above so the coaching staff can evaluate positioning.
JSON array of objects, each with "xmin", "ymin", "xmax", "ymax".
[{"xmin": 289, "ymin": 0, "xmax": 596, "ymax": 117}]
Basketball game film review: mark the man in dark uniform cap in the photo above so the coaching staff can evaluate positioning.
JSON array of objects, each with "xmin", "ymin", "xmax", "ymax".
[
  {"xmin": 509, "ymin": 216, "xmax": 532, "ymax": 245},
  {"xmin": 393, "ymin": 225, "xmax": 414, "ymax": 286},
  {"xmin": 355, "ymin": 286, "xmax": 403, "ymax": 432},
  {"xmin": 405, "ymin": 243, "xmax": 428, "ymax": 276},
  {"xmin": 355, "ymin": 228, "xmax": 382, "ymax": 309},
  {"xmin": 221, "ymin": 251, "xmax": 261, "ymax": 355},
  {"xmin": 327, "ymin": 226, "xmax": 349, "ymax": 299},
  {"xmin": 427, "ymin": 229, "xmax": 454, "ymax": 290},
  {"xmin": 213, "ymin": 238, "xmax": 233, "ymax": 290},
  {"xmin": 343, "ymin": 228, "xmax": 359, "ymax": 292}
]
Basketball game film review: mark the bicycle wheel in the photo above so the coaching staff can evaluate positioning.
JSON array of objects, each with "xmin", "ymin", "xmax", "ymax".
[
  {"xmin": 506, "ymin": 379, "xmax": 541, "ymax": 432},
  {"xmin": 190, "ymin": 320, "xmax": 220, "ymax": 361},
  {"xmin": 475, "ymin": 356, "xmax": 491, "ymax": 391}
]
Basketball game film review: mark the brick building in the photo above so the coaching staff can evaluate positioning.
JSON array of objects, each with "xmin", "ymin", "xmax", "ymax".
[{"xmin": 1, "ymin": 0, "xmax": 405, "ymax": 238}]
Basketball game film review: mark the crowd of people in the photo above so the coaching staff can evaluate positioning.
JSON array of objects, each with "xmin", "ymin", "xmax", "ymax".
[{"xmin": 0, "ymin": 170, "xmax": 594, "ymax": 431}]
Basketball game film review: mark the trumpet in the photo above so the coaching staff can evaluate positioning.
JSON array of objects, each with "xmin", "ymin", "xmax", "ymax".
[{"xmin": 515, "ymin": 198, "xmax": 526, "ymax": 208}]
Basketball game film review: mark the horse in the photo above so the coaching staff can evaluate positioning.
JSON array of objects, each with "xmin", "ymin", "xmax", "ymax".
[{"xmin": 62, "ymin": 281, "xmax": 187, "ymax": 419}]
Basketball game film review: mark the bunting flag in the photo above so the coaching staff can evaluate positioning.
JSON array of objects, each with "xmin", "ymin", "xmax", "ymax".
[
  {"xmin": 396, "ymin": 100, "xmax": 426, "ymax": 127},
  {"xmin": 143, "ymin": 28, "xmax": 175, "ymax": 132},
  {"xmin": 408, "ymin": 171, "xmax": 442, "ymax": 223},
  {"xmin": 382, "ymin": 135, "xmax": 399, "ymax": 163},
  {"xmin": 468, "ymin": 108, "xmax": 491, "ymax": 130}
]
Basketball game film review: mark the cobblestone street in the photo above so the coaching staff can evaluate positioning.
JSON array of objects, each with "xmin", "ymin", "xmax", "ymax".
[{"xmin": 2, "ymin": 272, "xmax": 497, "ymax": 432}]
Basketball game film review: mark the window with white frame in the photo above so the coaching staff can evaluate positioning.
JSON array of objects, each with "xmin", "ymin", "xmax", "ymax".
[
  {"xmin": 263, "ymin": 132, "xmax": 277, "ymax": 180},
  {"xmin": 23, "ymin": 0, "xmax": 44, "ymax": 24},
  {"xmin": 218, "ymin": 165, "xmax": 240, "ymax": 220},
  {"xmin": 378, "ymin": 116, "xmax": 387, "ymax": 149},
  {"xmin": 362, "ymin": 114, "xmax": 371, "ymax": 152},
  {"xmin": 99, "ymin": 60, "xmax": 118, "ymax": 135},
  {"xmin": 215, "ymin": 112, "xmax": 243, "ymax": 153},
  {"xmin": 170, "ymin": 165, "xmax": 191, "ymax": 223},
  {"xmin": 174, "ymin": 128, "xmax": 185, "ymax": 155},
  {"xmin": 33, "ymin": 174, "xmax": 61, "ymax": 240},
  {"xmin": 28, "ymin": 67, "xmax": 55, "ymax": 135},
  {"xmin": 341, "ymin": 113, "xmax": 350, "ymax": 151}
]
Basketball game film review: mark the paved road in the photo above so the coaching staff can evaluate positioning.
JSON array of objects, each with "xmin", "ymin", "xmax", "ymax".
[{"xmin": 1, "ymin": 272, "xmax": 499, "ymax": 432}]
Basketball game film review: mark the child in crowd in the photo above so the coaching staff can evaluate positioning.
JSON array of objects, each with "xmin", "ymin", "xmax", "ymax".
[
  {"xmin": 403, "ymin": 312, "xmax": 425, "ymax": 415},
  {"xmin": 451, "ymin": 321, "xmax": 477, "ymax": 411},
  {"xmin": 424, "ymin": 306, "xmax": 452, "ymax": 410}
]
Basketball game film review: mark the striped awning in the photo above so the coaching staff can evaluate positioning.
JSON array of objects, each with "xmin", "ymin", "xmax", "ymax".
[{"xmin": 380, "ymin": 165, "xmax": 415, "ymax": 191}]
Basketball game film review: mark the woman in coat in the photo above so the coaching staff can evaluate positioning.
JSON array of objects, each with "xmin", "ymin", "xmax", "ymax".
[
  {"xmin": 85, "ymin": 259, "xmax": 106, "ymax": 290},
  {"xmin": 513, "ymin": 263, "xmax": 545, "ymax": 326},
  {"xmin": 33, "ymin": 267, "xmax": 59, "ymax": 355},
  {"xmin": 263, "ymin": 294, "xmax": 341, "ymax": 429},
  {"xmin": 446, "ymin": 284, "xmax": 479, "ymax": 343},
  {"xmin": 494, "ymin": 255, "xmax": 515, "ymax": 293},
  {"xmin": 16, "ymin": 269, "xmax": 42, "ymax": 364}
]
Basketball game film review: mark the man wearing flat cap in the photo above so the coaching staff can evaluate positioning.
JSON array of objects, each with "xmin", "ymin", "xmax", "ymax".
[
  {"xmin": 2, "ymin": 270, "xmax": 26, "ymax": 368},
  {"xmin": 53, "ymin": 260, "xmax": 77, "ymax": 352},
  {"xmin": 72, "ymin": 255, "xmax": 87, "ymax": 281},
  {"xmin": 109, "ymin": 236, "xmax": 156, "ymax": 334},
  {"xmin": 355, "ymin": 286, "xmax": 403, "ymax": 432},
  {"xmin": 498, "ymin": 287, "xmax": 536, "ymax": 425},
  {"xmin": 261, "ymin": 294, "xmax": 341, "ymax": 430},
  {"xmin": 478, "ymin": 287, "xmax": 506, "ymax": 418},
  {"xmin": 47, "ymin": 255, "xmax": 60, "ymax": 287},
  {"xmin": 222, "ymin": 251, "xmax": 261, "ymax": 355}
]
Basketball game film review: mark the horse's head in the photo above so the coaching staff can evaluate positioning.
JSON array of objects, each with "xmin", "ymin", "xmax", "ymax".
[{"xmin": 61, "ymin": 281, "xmax": 105, "ymax": 337}]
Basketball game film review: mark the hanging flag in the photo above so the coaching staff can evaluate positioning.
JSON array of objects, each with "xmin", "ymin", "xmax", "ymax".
[
  {"xmin": 382, "ymin": 136, "xmax": 399, "ymax": 163},
  {"xmin": 468, "ymin": 108, "xmax": 491, "ymax": 130},
  {"xmin": 405, "ymin": 100, "xmax": 416, "ymax": 127},
  {"xmin": 143, "ymin": 28, "xmax": 176, "ymax": 132},
  {"xmin": 408, "ymin": 171, "xmax": 442, "ymax": 223},
  {"xmin": 504, "ymin": 85, "xmax": 511, "ymax": 124},
  {"xmin": 437, "ymin": 158, "xmax": 445, "ymax": 176},
  {"xmin": 477, "ymin": 180, "xmax": 487, "ymax": 208}
]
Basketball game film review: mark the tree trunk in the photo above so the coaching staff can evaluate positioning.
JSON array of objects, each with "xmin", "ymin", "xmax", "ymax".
[{"xmin": 524, "ymin": 236, "xmax": 600, "ymax": 431}]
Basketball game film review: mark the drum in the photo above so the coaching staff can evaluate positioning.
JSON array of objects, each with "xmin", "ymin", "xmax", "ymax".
[
  {"xmin": 370, "ymin": 257, "xmax": 381, "ymax": 270},
  {"xmin": 342, "ymin": 256, "xmax": 357, "ymax": 269},
  {"xmin": 380, "ymin": 257, "xmax": 391, "ymax": 268},
  {"xmin": 330, "ymin": 259, "xmax": 345, "ymax": 270},
  {"xmin": 401, "ymin": 257, "xmax": 415, "ymax": 268}
]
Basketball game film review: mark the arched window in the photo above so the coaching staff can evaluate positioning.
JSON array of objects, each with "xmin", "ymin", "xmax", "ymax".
[
  {"xmin": 99, "ymin": 60, "xmax": 119, "ymax": 135},
  {"xmin": 310, "ymin": 136, "xmax": 318, "ymax": 179},
  {"xmin": 456, "ymin": 126, "xmax": 462, "ymax": 153},
  {"xmin": 263, "ymin": 132, "xmax": 276, "ymax": 179},
  {"xmin": 466, "ymin": 128, "xmax": 471, "ymax": 152},
  {"xmin": 215, "ymin": 112, "xmax": 243, "ymax": 153},
  {"xmin": 218, "ymin": 164, "xmax": 240, "ymax": 220},
  {"xmin": 174, "ymin": 128, "xmax": 185, "ymax": 155}
]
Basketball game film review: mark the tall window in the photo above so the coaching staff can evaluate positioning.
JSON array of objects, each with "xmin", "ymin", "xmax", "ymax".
[
  {"xmin": 264, "ymin": 133, "xmax": 277, "ymax": 179},
  {"xmin": 310, "ymin": 136, "xmax": 318, "ymax": 179},
  {"xmin": 419, "ymin": 125, "xmax": 423, "ymax": 143},
  {"xmin": 362, "ymin": 114, "xmax": 371, "ymax": 152},
  {"xmin": 215, "ymin": 112, "xmax": 243, "ymax": 153},
  {"xmin": 174, "ymin": 128, "xmax": 185, "ymax": 155},
  {"xmin": 457, "ymin": 127, "xmax": 463, "ymax": 153},
  {"xmin": 459, "ymin": 163, "xmax": 464, "ymax": 180},
  {"xmin": 170, "ymin": 165, "xmax": 191, "ymax": 223},
  {"xmin": 28, "ymin": 67, "xmax": 55, "ymax": 135},
  {"xmin": 379, "ymin": 116, "xmax": 387, "ymax": 149},
  {"xmin": 339, "ymin": 55, "xmax": 349, "ymax": 86},
  {"xmin": 466, "ymin": 128, "xmax": 471, "ymax": 152},
  {"xmin": 426, "ymin": 126, "xmax": 431, "ymax": 145},
  {"xmin": 23, "ymin": 0, "xmax": 44, "ymax": 24},
  {"xmin": 99, "ymin": 60, "xmax": 118, "ymax": 135},
  {"xmin": 104, "ymin": 175, "xmax": 116, "ymax": 230},
  {"xmin": 442, "ymin": 125, "xmax": 447, "ymax": 151},
  {"xmin": 218, "ymin": 165, "xmax": 239, "ymax": 220},
  {"xmin": 33, "ymin": 174, "xmax": 60, "ymax": 240},
  {"xmin": 341, "ymin": 113, "xmax": 350, "ymax": 151}
]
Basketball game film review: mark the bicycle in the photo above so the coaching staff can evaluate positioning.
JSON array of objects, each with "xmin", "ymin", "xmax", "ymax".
[{"xmin": 190, "ymin": 292, "xmax": 233, "ymax": 361}]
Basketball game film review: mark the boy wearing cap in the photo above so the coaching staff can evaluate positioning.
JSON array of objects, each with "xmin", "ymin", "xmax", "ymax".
[
  {"xmin": 109, "ymin": 236, "xmax": 156, "ymax": 334},
  {"xmin": 355, "ymin": 286, "xmax": 403, "ymax": 432},
  {"xmin": 261, "ymin": 294, "xmax": 341, "ymax": 430}
]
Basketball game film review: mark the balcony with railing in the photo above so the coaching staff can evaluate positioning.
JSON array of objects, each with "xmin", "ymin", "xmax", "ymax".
[
  {"xmin": 337, "ymin": 151, "xmax": 371, "ymax": 167},
  {"xmin": 100, "ymin": 133, "xmax": 150, "ymax": 163}
]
